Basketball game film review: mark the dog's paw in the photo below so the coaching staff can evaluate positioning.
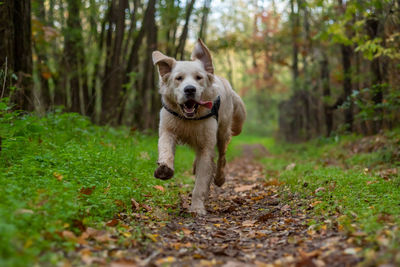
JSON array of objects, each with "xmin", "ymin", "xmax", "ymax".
[
  {"xmin": 189, "ymin": 205, "xmax": 207, "ymax": 216},
  {"xmin": 214, "ymin": 177, "xmax": 225, "ymax": 187},
  {"xmin": 154, "ymin": 165, "xmax": 174, "ymax": 180},
  {"xmin": 214, "ymin": 172, "xmax": 225, "ymax": 187}
]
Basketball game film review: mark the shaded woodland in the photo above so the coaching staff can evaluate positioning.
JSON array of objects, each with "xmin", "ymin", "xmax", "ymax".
[{"xmin": 1, "ymin": 0, "xmax": 400, "ymax": 141}]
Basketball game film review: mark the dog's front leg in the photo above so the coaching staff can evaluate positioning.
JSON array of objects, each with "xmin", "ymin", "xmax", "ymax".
[
  {"xmin": 190, "ymin": 148, "xmax": 215, "ymax": 215},
  {"xmin": 154, "ymin": 132, "xmax": 175, "ymax": 180}
]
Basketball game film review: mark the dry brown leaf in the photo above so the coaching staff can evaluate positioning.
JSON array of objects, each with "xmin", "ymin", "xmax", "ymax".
[
  {"xmin": 153, "ymin": 185, "xmax": 165, "ymax": 192},
  {"xmin": 80, "ymin": 186, "xmax": 95, "ymax": 195},
  {"xmin": 242, "ymin": 220, "xmax": 256, "ymax": 227},
  {"xmin": 234, "ymin": 184, "xmax": 257, "ymax": 193},
  {"xmin": 106, "ymin": 219, "xmax": 119, "ymax": 227},
  {"xmin": 62, "ymin": 230, "xmax": 77, "ymax": 241},
  {"xmin": 182, "ymin": 227, "xmax": 192, "ymax": 235},
  {"xmin": 131, "ymin": 198, "xmax": 140, "ymax": 211},
  {"xmin": 110, "ymin": 260, "xmax": 138, "ymax": 267},
  {"xmin": 53, "ymin": 172, "xmax": 63, "ymax": 181}
]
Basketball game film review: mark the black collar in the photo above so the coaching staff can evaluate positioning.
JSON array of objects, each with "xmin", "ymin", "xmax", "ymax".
[{"xmin": 162, "ymin": 96, "xmax": 221, "ymax": 121}]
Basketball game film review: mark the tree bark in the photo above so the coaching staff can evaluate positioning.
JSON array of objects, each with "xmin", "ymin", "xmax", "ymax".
[
  {"xmin": 175, "ymin": 0, "xmax": 196, "ymax": 60},
  {"xmin": 124, "ymin": 0, "xmax": 156, "ymax": 126},
  {"xmin": 198, "ymin": 0, "xmax": 212, "ymax": 42},
  {"xmin": 290, "ymin": 0, "xmax": 299, "ymax": 87},
  {"xmin": 100, "ymin": 0, "xmax": 128, "ymax": 125},
  {"xmin": 321, "ymin": 53, "xmax": 333, "ymax": 136},
  {"xmin": 0, "ymin": 0, "xmax": 33, "ymax": 110},
  {"xmin": 64, "ymin": 0, "xmax": 88, "ymax": 114}
]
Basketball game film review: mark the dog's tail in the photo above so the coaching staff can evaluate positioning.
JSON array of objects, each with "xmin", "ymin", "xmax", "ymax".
[{"xmin": 231, "ymin": 91, "xmax": 246, "ymax": 136}]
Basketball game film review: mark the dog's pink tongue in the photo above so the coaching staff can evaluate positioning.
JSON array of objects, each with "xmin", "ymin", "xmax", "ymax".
[{"xmin": 198, "ymin": 100, "xmax": 213, "ymax": 109}]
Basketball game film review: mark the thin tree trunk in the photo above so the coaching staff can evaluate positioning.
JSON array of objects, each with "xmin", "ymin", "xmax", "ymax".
[
  {"xmin": 13, "ymin": 0, "xmax": 33, "ymax": 110},
  {"xmin": 0, "ymin": 0, "xmax": 15, "ymax": 100},
  {"xmin": 175, "ymin": 0, "xmax": 196, "ymax": 60},
  {"xmin": 100, "ymin": 0, "xmax": 128, "ymax": 125},
  {"xmin": 33, "ymin": 0, "xmax": 51, "ymax": 111},
  {"xmin": 290, "ymin": 0, "xmax": 299, "ymax": 88},
  {"xmin": 64, "ymin": 0, "xmax": 88, "ymax": 115},
  {"xmin": 124, "ymin": 0, "xmax": 156, "ymax": 126},
  {"xmin": 321, "ymin": 53, "xmax": 333, "ymax": 136},
  {"xmin": 198, "ymin": 0, "xmax": 211, "ymax": 41}
]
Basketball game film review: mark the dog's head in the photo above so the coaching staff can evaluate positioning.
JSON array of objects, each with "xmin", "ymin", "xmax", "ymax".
[{"xmin": 152, "ymin": 39, "xmax": 216, "ymax": 118}]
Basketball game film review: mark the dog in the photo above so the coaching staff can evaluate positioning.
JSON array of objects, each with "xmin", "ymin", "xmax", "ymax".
[{"xmin": 152, "ymin": 39, "xmax": 246, "ymax": 215}]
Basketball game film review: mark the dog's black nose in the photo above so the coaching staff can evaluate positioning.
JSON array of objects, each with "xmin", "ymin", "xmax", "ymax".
[{"xmin": 184, "ymin": 85, "xmax": 196, "ymax": 96}]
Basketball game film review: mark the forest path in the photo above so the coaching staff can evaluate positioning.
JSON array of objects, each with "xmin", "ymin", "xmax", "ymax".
[
  {"xmin": 136, "ymin": 144, "xmax": 360, "ymax": 267},
  {"xmin": 70, "ymin": 145, "xmax": 361, "ymax": 266}
]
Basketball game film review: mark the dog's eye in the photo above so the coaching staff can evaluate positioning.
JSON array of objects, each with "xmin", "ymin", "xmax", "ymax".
[
  {"xmin": 196, "ymin": 75, "xmax": 203, "ymax": 80},
  {"xmin": 176, "ymin": 76, "xmax": 183, "ymax": 81}
]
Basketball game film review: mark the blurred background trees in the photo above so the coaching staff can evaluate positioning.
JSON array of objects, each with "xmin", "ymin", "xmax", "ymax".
[{"xmin": 0, "ymin": 0, "xmax": 399, "ymax": 141}]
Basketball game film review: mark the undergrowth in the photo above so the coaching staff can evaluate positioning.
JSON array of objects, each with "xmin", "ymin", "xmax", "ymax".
[{"xmin": 0, "ymin": 101, "xmax": 195, "ymax": 266}]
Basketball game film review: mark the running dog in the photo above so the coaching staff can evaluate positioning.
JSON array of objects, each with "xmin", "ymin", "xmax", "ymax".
[{"xmin": 152, "ymin": 39, "xmax": 246, "ymax": 215}]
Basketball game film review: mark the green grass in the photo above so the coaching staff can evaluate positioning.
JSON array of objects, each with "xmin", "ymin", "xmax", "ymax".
[
  {"xmin": 0, "ymin": 111, "xmax": 195, "ymax": 266},
  {"xmin": 230, "ymin": 131, "xmax": 400, "ymax": 265}
]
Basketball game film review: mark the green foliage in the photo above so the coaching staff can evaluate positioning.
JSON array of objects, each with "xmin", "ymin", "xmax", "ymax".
[
  {"xmin": 350, "ymin": 84, "xmax": 400, "ymax": 123},
  {"xmin": 0, "ymin": 109, "xmax": 194, "ymax": 266}
]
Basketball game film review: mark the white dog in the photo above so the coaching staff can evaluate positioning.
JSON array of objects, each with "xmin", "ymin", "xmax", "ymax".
[{"xmin": 152, "ymin": 39, "xmax": 246, "ymax": 215}]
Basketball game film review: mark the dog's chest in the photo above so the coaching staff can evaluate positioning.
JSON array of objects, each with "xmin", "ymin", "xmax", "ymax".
[{"xmin": 167, "ymin": 117, "xmax": 218, "ymax": 148}]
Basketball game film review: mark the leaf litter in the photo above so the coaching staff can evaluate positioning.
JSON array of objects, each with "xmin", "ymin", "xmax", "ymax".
[{"xmin": 63, "ymin": 145, "xmax": 361, "ymax": 266}]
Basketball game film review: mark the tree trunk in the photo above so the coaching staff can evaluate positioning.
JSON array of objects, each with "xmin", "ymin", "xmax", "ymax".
[
  {"xmin": 175, "ymin": 0, "xmax": 196, "ymax": 60},
  {"xmin": 340, "ymin": 44, "xmax": 354, "ymax": 131},
  {"xmin": 64, "ymin": 0, "xmax": 88, "ymax": 114},
  {"xmin": 0, "ymin": 0, "xmax": 15, "ymax": 99},
  {"xmin": 0, "ymin": 0, "xmax": 33, "ymax": 110},
  {"xmin": 33, "ymin": 0, "xmax": 51, "ymax": 111},
  {"xmin": 125, "ymin": 0, "xmax": 156, "ymax": 127},
  {"xmin": 366, "ymin": 16, "xmax": 384, "ymax": 133},
  {"xmin": 100, "ymin": 0, "xmax": 128, "ymax": 125},
  {"xmin": 321, "ymin": 53, "xmax": 333, "ymax": 136},
  {"xmin": 198, "ymin": 0, "xmax": 211, "ymax": 41},
  {"xmin": 135, "ymin": 0, "xmax": 157, "ymax": 129},
  {"xmin": 290, "ymin": 0, "xmax": 299, "ymax": 88}
]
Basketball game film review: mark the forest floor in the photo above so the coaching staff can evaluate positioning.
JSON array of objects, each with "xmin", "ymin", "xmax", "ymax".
[
  {"xmin": 69, "ymin": 145, "xmax": 360, "ymax": 267},
  {"xmin": 65, "ymin": 132, "xmax": 400, "ymax": 267},
  {"xmin": 1, "ymin": 112, "xmax": 400, "ymax": 266}
]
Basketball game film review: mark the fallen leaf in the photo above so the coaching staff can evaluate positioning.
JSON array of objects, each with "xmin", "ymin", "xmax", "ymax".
[
  {"xmin": 15, "ymin": 209, "xmax": 34, "ymax": 215},
  {"xmin": 110, "ymin": 260, "xmax": 138, "ymax": 267},
  {"xmin": 53, "ymin": 172, "xmax": 63, "ymax": 181},
  {"xmin": 242, "ymin": 220, "xmax": 256, "ymax": 227},
  {"xmin": 80, "ymin": 186, "xmax": 96, "ymax": 195},
  {"xmin": 106, "ymin": 219, "xmax": 119, "ymax": 227},
  {"xmin": 182, "ymin": 227, "xmax": 192, "ymax": 235},
  {"xmin": 146, "ymin": 234, "xmax": 158, "ymax": 242},
  {"xmin": 234, "ymin": 184, "xmax": 257, "ymax": 192},
  {"xmin": 62, "ymin": 230, "xmax": 77, "ymax": 241},
  {"xmin": 155, "ymin": 257, "xmax": 175, "ymax": 265},
  {"xmin": 131, "ymin": 198, "xmax": 140, "ymax": 211},
  {"xmin": 153, "ymin": 185, "xmax": 165, "ymax": 192},
  {"xmin": 314, "ymin": 187, "xmax": 325, "ymax": 193},
  {"xmin": 285, "ymin": 163, "xmax": 296, "ymax": 171}
]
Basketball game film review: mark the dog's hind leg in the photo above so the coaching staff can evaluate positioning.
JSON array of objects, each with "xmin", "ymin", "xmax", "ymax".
[
  {"xmin": 190, "ymin": 148, "xmax": 216, "ymax": 215},
  {"xmin": 215, "ymin": 129, "xmax": 231, "ymax": 187}
]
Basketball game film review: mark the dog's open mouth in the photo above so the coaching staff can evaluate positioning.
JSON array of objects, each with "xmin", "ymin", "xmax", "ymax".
[
  {"xmin": 181, "ymin": 100, "xmax": 199, "ymax": 117},
  {"xmin": 180, "ymin": 99, "xmax": 213, "ymax": 117}
]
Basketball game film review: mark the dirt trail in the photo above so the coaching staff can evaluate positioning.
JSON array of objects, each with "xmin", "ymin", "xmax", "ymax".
[
  {"xmin": 134, "ymin": 145, "xmax": 360, "ymax": 267},
  {"xmin": 71, "ymin": 145, "xmax": 360, "ymax": 266}
]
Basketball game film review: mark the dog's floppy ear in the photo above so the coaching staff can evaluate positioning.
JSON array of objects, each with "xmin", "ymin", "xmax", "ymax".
[
  {"xmin": 191, "ymin": 39, "xmax": 214, "ymax": 74},
  {"xmin": 152, "ymin": 51, "xmax": 176, "ymax": 78}
]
